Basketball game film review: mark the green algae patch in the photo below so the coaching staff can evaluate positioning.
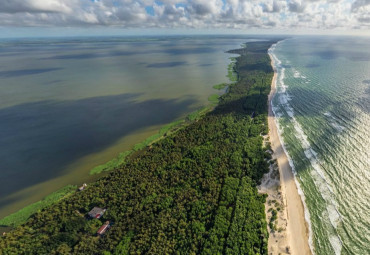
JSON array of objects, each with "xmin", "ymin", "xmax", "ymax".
[
  {"xmin": 208, "ymin": 94, "xmax": 220, "ymax": 104},
  {"xmin": 213, "ymin": 83, "xmax": 227, "ymax": 90}
]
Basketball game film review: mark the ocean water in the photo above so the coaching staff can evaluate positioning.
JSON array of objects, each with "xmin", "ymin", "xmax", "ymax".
[
  {"xmin": 0, "ymin": 35, "xmax": 252, "ymax": 219},
  {"xmin": 270, "ymin": 36, "xmax": 370, "ymax": 254}
]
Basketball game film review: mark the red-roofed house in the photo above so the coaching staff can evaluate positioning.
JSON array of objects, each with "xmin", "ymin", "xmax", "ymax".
[{"xmin": 97, "ymin": 221, "xmax": 110, "ymax": 235}]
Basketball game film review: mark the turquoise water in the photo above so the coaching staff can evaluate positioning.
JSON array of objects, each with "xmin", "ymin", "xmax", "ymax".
[{"xmin": 270, "ymin": 37, "xmax": 370, "ymax": 254}]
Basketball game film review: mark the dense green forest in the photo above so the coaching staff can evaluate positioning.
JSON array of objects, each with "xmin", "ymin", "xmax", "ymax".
[{"xmin": 0, "ymin": 40, "xmax": 276, "ymax": 254}]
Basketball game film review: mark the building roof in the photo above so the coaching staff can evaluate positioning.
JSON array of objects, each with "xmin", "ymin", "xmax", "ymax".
[
  {"xmin": 88, "ymin": 207, "xmax": 106, "ymax": 219},
  {"xmin": 97, "ymin": 221, "xmax": 110, "ymax": 235}
]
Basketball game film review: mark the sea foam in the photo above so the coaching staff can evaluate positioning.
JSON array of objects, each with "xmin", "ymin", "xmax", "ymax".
[
  {"xmin": 269, "ymin": 43, "xmax": 315, "ymax": 254},
  {"xmin": 324, "ymin": 111, "xmax": 345, "ymax": 132},
  {"xmin": 292, "ymin": 68, "xmax": 307, "ymax": 79},
  {"xmin": 269, "ymin": 43, "xmax": 343, "ymax": 255}
]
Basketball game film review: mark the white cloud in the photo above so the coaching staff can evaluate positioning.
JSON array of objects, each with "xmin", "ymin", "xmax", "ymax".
[
  {"xmin": 261, "ymin": 0, "xmax": 286, "ymax": 13},
  {"xmin": 288, "ymin": 0, "xmax": 306, "ymax": 13},
  {"xmin": 0, "ymin": 0, "xmax": 368, "ymax": 32},
  {"xmin": 0, "ymin": 0, "xmax": 75, "ymax": 14},
  {"xmin": 351, "ymin": 0, "xmax": 370, "ymax": 11}
]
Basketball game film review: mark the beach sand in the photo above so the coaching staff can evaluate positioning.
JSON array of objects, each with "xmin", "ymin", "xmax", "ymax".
[{"xmin": 259, "ymin": 54, "xmax": 312, "ymax": 255}]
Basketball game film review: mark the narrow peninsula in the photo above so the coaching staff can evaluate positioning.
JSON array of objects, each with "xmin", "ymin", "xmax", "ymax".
[{"xmin": 0, "ymin": 40, "xmax": 288, "ymax": 254}]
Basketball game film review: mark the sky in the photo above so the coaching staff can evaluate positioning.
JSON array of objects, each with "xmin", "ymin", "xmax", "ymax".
[{"xmin": 0, "ymin": 0, "xmax": 369, "ymax": 37}]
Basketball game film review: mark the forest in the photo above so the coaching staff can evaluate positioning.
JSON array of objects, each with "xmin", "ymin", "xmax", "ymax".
[{"xmin": 0, "ymin": 40, "xmax": 277, "ymax": 254}]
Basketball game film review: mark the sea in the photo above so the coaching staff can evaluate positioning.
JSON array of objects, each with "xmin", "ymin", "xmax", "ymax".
[
  {"xmin": 270, "ymin": 36, "xmax": 370, "ymax": 254},
  {"xmin": 0, "ymin": 35, "xmax": 255, "ymax": 220}
]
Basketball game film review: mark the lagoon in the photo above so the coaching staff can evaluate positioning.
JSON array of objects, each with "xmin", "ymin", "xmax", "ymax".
[{"xmin": 0, "ymin": 35, "xmax": 252, "ymax": 219}]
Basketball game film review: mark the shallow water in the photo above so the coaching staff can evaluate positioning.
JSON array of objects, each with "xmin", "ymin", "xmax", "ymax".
[
  {"xmin": 271, "ymin": 36, "xmax": 370, "ymax": 254},
  {"xmin": 0, "ymin": 35, "xmax": 252, "ymax": 219}
]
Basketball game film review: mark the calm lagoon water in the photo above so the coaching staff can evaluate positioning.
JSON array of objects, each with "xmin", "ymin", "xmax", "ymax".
[
  {"xmin": 271, "ymin": 36, "xmax": 370, "ymax": 254},
  {"xmin": 0, "ymin": 36, "xmax": 251, "ymax": 219}
]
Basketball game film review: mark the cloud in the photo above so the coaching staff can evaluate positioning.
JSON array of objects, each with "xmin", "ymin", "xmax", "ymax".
[
  {"xmin": 358, "ymin": 17, "xmax": 370, "ymax": 23},
  {"xmin": 261, "ymin": 1, "xmax": 285, "ymax": 13},
  {"xmin": 351, "ymin": 0, "xmax": 370, "ymax": 11},
  {"xmin": 350, "ymin": 0, "xmax": 370, "ymax": 28},
  {"xmin": 0, "ymin": 0, "xmax": 368, "ymax": 32},
  {"xmin": 288, "ymin": 0, "xmax": 306, "ymax": 13},
  {"xmin": 0, "ymin": 0, "xmax": 74, "ymax": 14}
]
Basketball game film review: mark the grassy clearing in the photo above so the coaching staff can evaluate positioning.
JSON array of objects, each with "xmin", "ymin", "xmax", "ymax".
[{"xmin": 0, "ymin": 185, "xmax": 76, "ymax": 227}]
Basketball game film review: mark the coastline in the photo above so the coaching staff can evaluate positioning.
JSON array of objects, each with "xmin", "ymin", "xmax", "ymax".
[
  {"xmin": 0, "ymin": 56, "xmax": 232, "ymax": 228},
  {"xmin": 266, "ymin": 46, "xmax": 312, "ymax": 254},
  {"xmin": 1, "ymin": 41, "xmax": 275, "ymax": 253}
]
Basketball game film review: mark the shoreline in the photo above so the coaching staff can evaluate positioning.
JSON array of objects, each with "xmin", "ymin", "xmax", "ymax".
[
  {"xmin": 1, "ymin": 41, "xmax": 277, "ymax": 253},
  {"xmin": 0, "ymin": 57, "xmax": 232, "ymax": 228},
  {"xmin": 266, "ymin": 47, "xmax": 312, "ymax": 254}
]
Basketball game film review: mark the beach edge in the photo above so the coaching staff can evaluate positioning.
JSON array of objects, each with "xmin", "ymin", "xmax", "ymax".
[{"xmin": 267, "ymin": 45, "xmax": 312, "ymax": 255}]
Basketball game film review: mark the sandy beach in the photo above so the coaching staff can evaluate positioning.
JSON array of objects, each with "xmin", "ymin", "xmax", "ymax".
[{"xmin": 259, "ymin": 52, "xmax": 312, "ymax": 255}]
